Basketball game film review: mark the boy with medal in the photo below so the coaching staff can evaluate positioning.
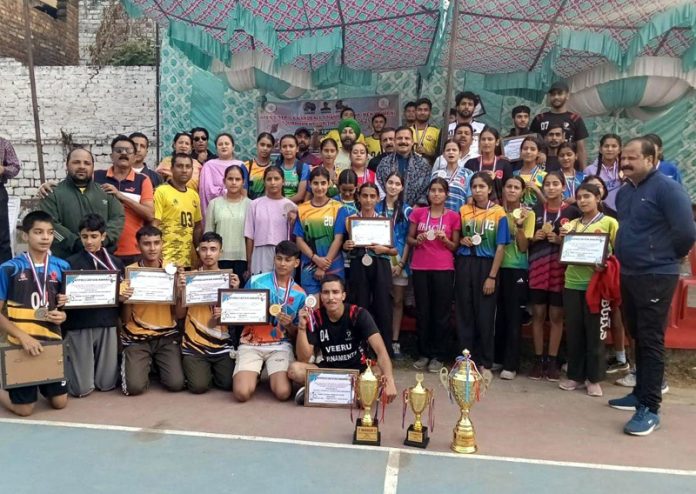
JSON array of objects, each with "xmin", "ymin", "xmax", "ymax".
[
  {"xmin": 63, "ymin": 214, "xmax": 126, "ymax": 398},
  {"xmin": 233, "ymin": 241, "xmax": 306, "ymax": 402},
  {"xmin": 0, "ymin": 211, "xmax": 69, "ymax": 416}
]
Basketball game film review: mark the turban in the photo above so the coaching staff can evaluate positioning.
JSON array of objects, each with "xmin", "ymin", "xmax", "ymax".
[{"xmin": 337, "ymin": 118, "xmax": 362, "ymax": 138}]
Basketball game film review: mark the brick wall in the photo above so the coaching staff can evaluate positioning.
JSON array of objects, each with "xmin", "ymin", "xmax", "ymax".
[
  {"xmin": 0, "ymin": 58, "xmax": 157, "ymax": 200},
  {"xmin": 0, "ymin": 0, "xmax": 79, "ymax": 66}
]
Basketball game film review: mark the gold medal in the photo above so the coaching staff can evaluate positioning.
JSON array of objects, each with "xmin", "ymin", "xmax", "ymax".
[
  {"xmin": 541, "ymin": 222, "xmax": 553, "ymax": 234},
  {"xmin": 560, "ymin": 222, "xmax": 574, "ymax": 234},
  {"xmin": 512, "ymin": 208, "xmax": 522, "ymax": 220},
  {"xmin": 269, "ymin": 304, "xmax": 282, "ymax": 317}
]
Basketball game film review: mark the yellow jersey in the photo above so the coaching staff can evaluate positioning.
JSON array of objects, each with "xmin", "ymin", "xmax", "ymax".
[
  {"xmin": 154, "ymin": 184, "xmax": 202, "ymax": 268},
  {"xmin": 411, "ymin": 125, "xmax": 440, "ymax": 159}
]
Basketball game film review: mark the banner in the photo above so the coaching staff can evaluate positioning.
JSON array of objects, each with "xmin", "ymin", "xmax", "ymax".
[{"xmin": 257, "ymin": 94, "xmax": 401, "ymax": 145}]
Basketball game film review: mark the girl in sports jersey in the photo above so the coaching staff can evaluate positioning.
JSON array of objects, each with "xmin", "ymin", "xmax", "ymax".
[
  {"xmin": 513, "ymin": 135, "xmax": 546, "ymax": 207},
  {"xmin": 245, "ymin": 132, "xmax": 275, "ymax": 200},
  {"xmin": 432, "ymin": 139, "xmax": 472, "ymax": 212},
  {"xmin": 582, "ymin": 175, "xmax": 616, "ymax": 217},
  {"xmin": 558, "ymin": 183, "xmax": 618, "ymax": 397},
  {"xmin": 495, "ymin": 176, "xmax": 535, "ymax": 379},
  {"xmin": 334, "ymin": 169, "xmax": 359, "ymax": 215},
  {"xmin": 278, "ymin": 135, "xmax": 310, "ymax": 204},
  {"xmin": 206, "ymin": 165, "xmax": 252, "ymax": 276},
  {"xmin": 375, "ymin": 172, "xmax": 412, "ymax": 359},
  {"xmin": 527, "ymin": 171, "xmax": 578, "ymax": 381},
  {"xmin": 319, "ymin": 138, "xmax": 340, "ymax": 198},
  {"xmin": 464, "ymin": 126, "xmax": 512, "ymax": 202},
  {"xmin": 294, "ymin": 167, "xmax": 347, "ymax": 300},
  {"xmin": 350, "ymin": 142, "xmax": 376, "ymax": 186},
  {"xmin": 558, "ymin": 142, "xmax": 584, "ymax": 205},
  {"xmin": 584, "ymin": 134, "xmax": 622, "ymax": 210},
  {"xmin": 455, "ymin": 172, "xmax": 510, "ymax": 378},
  {"xmin": 407, "ymin": 178, "xmax": 461, "ymax": 373},
  {"xmin": 343, "ymin": 182, "xmax": 397, "ymax": 353}
]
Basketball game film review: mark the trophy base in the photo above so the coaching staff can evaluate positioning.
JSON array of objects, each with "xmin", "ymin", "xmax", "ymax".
[
  {"xmin": 403, "ymin": 425, "xmax": 430, "ymax": 449},
  {"xmin": 451, "ymin": 431, "xmax": 477, "ymax": 454},
  {"xmin": 353, "ymin": 418, "xmax": 381, "ymax": 446}
]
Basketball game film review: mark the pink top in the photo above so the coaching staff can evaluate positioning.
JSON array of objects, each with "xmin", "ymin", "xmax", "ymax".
[
  {"xmin": 353, "ymin": 168, "xmax": 376, "ymax": 187},
  {"xmin": 409, "ymin": 207, "xmax": 460, "ymax": 271},
  {"xmin": 198, "ymin": 158, "xmax": 244, "ymax": 223},
  {"xmin": 244, "ymin": 196, "xmax": 297, "ymax": 247}
]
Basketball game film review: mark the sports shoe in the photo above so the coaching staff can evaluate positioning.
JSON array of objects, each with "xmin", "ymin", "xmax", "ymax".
[
  {"xmin": 528, "ymin": 358, "xmax": 544, "ymax": 380},
  {"xmin": 545, "ymin": 359, "xmax": 561, "ymax": 382},
  {"xmin": 392, "ymin": 342, "xmax": 403, "ymax": 360},
  {"xmin": 624, "ymin": 405, "xmax": 660, "ymax": 436},
  {"xmin": 615, "ymin": 370, "xmax": 636, "ymax": 387},
  {"xmin": 606, "ymin": 357, "xmax": 630, "ymax": 374},
  {"xmin": 428, "ymin": 358, "xmax": 444, "ymax": 373},
  {"xmin": 500, "ymin": 370, "xmax": 517, "ymax": 380},
  {"xmin": 294, "ymin": 386, "xmax": 306, "ymax": 406},
  {"xmin": 559, "ymin": 379, "xmax": 585, "ymax": 391},
  {"xmin": 586, "ymin": 381, "xmax": 603, "ymax": 397},
  {"xmin": 662, "ymin": 380, "xmax": 669, "ymax": 395},
  {"xmin": 413, "ymin": 357, "xmax": 429, "ymax": 370},
  {"xmin": 608, "ymin": 393, "xmax": 640, "ymax": 411},
  {"xmin": 491, "ymin": 362, "xmax": 503, "ymax": 372}
]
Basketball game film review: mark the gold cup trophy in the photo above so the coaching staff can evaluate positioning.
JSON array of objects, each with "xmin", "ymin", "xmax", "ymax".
[
  {"xmin": 402, "ymin": 373, "xmax": 434, "ymax": 448},
  {"xmin": 439, "ymin": 349, "xmax": 485, "ymax": 454},
  {"xmin": 352, "ymin": 360, "xmax": 383, "ymax": 446}
]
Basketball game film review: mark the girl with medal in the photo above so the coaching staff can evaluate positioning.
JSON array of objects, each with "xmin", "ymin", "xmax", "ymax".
[
  {"xmin": 558, "ymin": 183, "xmax": 619, "ymax": 397},
  {"xmin": 585, "ymin": 133, "xmax": 622, "ymax": 210},
  {"xmin": 513, "ymin": 135, "xmax": 546, "ymax": 207},
  {"xmin": 527, "ymin": 171, "xmax": 579, "ymax": 381},
  {"xmin": 455, "ymin": 172, "xmax": 510, "ymax": 379},
  {"xmin": 432, "ymin": 139, "xmax": 473, "ymax": 212},
  {"xmin": 464, "ymin": 126, "xmax": 512, "ymax": 202},
  {"xmin": 375, "ymin": 171, "xmax": 412, "ymax": 359},
  {"xmin": 407, "ymin": 178, "xmax": 461, "ymax": 373},
  {"xmin": 495, "ymin": 176, "xmax": 535, "ymax": 380},
  {"xmin": 558, "ymin": 142, "xmax": 584, "ymax": 205},
  {"xmin": 244, "ymin": 132, "xmax": 275, "ymax": 200},
  {"xmin": 294, "ymin": 167, "xmax": 347, "ymax": 303},
  {"xmin": 343, "ymin": 183, "xmax": 397, "ymax": 353},
  {"xmin": 318, "ymin": 138, "xmax": 341, "ymax": 198},
  {"xmin": 582, "ymin": 175, "xmax": 617, "ymax": 218},
  {"xmin": 277, "ymin": 134, "xmax": 310, "ymax": 204},
  {"xmin": 349, "ymin": 142, "xmax": 376, "ymax": 187}
]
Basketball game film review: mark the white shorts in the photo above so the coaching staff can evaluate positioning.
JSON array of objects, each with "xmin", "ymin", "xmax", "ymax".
[
  {"xmin": 392, "ymin": 274, "xmax": 409, "ymax": 287},
  {"xmin": 233, "ymin": 343, "xmax": 294, "ymax": 376}
]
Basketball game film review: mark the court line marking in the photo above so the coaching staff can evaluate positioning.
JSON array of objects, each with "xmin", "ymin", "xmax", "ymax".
[
  {"xmin": 1, "ymin": 417, "xmax": 695, "ymax": 476},
  {"xmin": 383, "ymin": 449, "xmax": 400, "ymax": 494}
]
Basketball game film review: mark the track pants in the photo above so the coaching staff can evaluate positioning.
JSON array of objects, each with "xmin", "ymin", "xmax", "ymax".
[
  {"xmin": 495, "ymin": 268, "xmax": 528, "ymax": 372},
  {"xmin": 348, "ymin": 256, "xmax": 393, "ymax": 354},
  {"xmin": 412, "ymin": 269, "xmax": 454, "ymax": 361}
]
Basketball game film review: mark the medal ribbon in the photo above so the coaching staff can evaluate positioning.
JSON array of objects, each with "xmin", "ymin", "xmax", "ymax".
[
  {"xmin": 272, "ymin": 271, "xmax": 292, "ymax": 308},
  {"xmin": 565, "ymin": 174, "xmax": 576, "ymax": 198},
  {"xmin": 89, "ymin": 249, "xmax": 117, "ymax": 271},
  {"xmin": 542, "ymin": 205, "xmax": 562, "ymax": 228},
  {"xmin": 24, "ymin": 252, "xmax": 49, "ymax": 307},
  {"xmin": 478, "ymin": 156, "xmax": 497, "ymax": 172},
  {"xmin": 578, "ymin": 212, "xmax": 604, "ymax": 233},
  {"xmin": 471, "ymin": 201, "xmax": 492, "ymax": 236},
  {"xmin": 602, "ymin": 160, "xmax": 619, "ymax": 189},
  {"xmin": 425, "ymin": 207, "xmax": 445, "ymax": 236}
]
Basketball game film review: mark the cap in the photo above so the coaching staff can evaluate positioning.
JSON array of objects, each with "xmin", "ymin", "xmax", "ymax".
[
  {"xmin": 548, "ymin": 81, "xmax": 569, "ymax": 93},
  {"xmin": 294, "ymin": 127, "xmax": 312, "ymax": 136}
]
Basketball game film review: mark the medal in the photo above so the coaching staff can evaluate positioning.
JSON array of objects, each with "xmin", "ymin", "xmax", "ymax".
[
  {"xmin": 269, "ymin": 304, "xmax": 282, "ymax": 317},
  {"xmin": 437, "ymin": 170, "xmax": 447, "ymax": 179},
  {"xmin": 541, "ymin": 222, "xmax": 553, "ymax": 234},
  {"xmin": 424, "ymin": 207, "xmax": 444, "ymax": 241},
  {"xmin": 24, "ymin": 252, "xmax": 50, "ymax": 318},
  {"xmin": 425, "ymin": 230, "xmax": 436, "ymax": 241},
  {"xmin": 512, "ymin": 208, "xmax": 522, "ymax": 220},
  {"xmin": 471, "ymin": 234, "xmax": 482, "ymax": 246},
  {"xmin": 560, "ymin": 222, "xmax": 574, "ymax": 234},
  {"xmin": 305, "ymin": 294, "xmax": 317, "ymax": 308},
  {"xmin": 470, "ymin": 201, "xmax": 492, "ymax": 247},
  {"xmin": 34, "ymin": 306, "xmax": 49, "ymax": 321},
  {"xmin": 164, "ymin": 263, "xmax": 177, "ymax": 275},
  {"xmin": 362, "ymin": 254, "xmax": 373, "ymax": 267},
  {"xmin": 271, "ymin": 271, "xmax": 293, "ymax": 317}
]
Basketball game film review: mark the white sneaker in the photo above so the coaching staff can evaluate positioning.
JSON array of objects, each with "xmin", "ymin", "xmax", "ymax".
[
  {"xmin": 500, "ymin": 370, "xmax": 517, "ymax": 380},
  {"xmin": 413, "ymin": 357, "xmax": 429, "ymax": 370},
  {"xmin": 616, "ymin": 371, "xmax": 636, "ymax": 387},
  {"xmin": 428, "ymin": 358, "xmax": 443, "ymax": 373},
  {"xmin": 491, "ymin": 362, "xmax": 503, "ymax": 372}
]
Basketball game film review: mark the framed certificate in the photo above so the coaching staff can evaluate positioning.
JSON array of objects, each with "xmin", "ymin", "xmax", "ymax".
[
  {"xmin": 218, "ymin": 289, "xmax": 269, "ymax": 325},
  {"xmin": 560, "ymin": 233, "xmax": 610, "ymax": 266},
  {"xmin": 0, "ymin": 341, "xmax": 65, "ymax": 389},
  {"xmin": 64, "ymin": 270, "xmax": 119, "ymax": 308},
  {"xmin": 304, "ymin": 368, "xmax": 359, "ymax": 408},
  {"xmin": 125, "ymin": 267, "xmax": 176, "ymax": 304},
  {"xmin": 183, "ymin": 270, "xmax": 233, "ymax": 306},
  {"xmin": 349, "ymin": 217, "xmax": 393, "ymax": 247},
  {"xmin": 502, "ymin": 134, "xmax": 537, "ymax": 161}
]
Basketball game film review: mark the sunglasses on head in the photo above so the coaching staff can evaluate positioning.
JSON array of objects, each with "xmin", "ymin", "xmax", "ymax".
[{"xmin": 193, "ymin": 136, "xmax": 208, "ymax": 142}]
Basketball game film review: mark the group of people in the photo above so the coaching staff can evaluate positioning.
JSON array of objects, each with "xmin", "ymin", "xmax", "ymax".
[{"xmin": 0, "ymin": 83, "xmax": 693, "ymax": 438}]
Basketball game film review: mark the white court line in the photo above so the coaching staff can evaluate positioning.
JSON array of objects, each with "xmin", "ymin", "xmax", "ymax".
[
  {"xmin": 0, "ymin": 417, "xmax": 695, "ymax": 477},
  {"xmin": 383, "ymin": 449, "xmax": 400, "ymax": 494}
]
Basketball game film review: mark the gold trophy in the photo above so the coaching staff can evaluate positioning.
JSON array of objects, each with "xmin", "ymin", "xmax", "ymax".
[
  {"xmin": 439, "ymin": 349, "xmax": 484, "ymax": 454},
  {"xmin": 352, "ymin": 361, "xmax": 382, "ymax": 446},
  {"xmin": 402, "ymin": 373, "xmax": 433, "ymax": 448}
]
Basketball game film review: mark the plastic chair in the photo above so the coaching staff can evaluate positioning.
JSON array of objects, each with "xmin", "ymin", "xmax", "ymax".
[{"xmin": 676, "ymin": 247, "xmax": 696, "ymax": 321}]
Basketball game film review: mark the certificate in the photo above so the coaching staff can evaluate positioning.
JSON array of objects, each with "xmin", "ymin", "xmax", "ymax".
[
  {"xmin": 0, "ymin": 341, "xmax": 65, "ymax": 389},
  {"xmin": 183, "ymin": 270, "xmax": 233, "ymax": 306},
  {"xmin": 502, "ymin": 134, "xmax": 536, "ymax": 161},
  {"xmin": 219, "ymin": 289, "xmax": 270, "ymax": 325},
  {"xmin": 125, "ymin": 267, "xmax": 175, "ymax": 304},
  {"xmin": 560, "ymin": 233, "xmax": 610, "ymax": 266},
  {"xmin": 349, "ymin": 217, "xmax": 393, "ymax": 247},
  {"xmin": 64, "ymin": 270, "xmax": 119, "ymax": 308},
  {"xmin": 305, "ymin": 369, "xmax": 359, "ymax": 407}
]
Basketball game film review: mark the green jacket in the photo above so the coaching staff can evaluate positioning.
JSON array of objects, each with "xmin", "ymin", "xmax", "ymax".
[{"xmin": 39, "ymin": 176, "xmax": 125, "ymax": 260}]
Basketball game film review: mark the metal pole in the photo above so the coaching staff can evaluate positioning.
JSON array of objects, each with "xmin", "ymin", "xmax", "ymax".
[
  {"xmin": 155, "ymin": 23, "xmax": 161, "ymax": 163},
  {"xmin": 23, "ymin": 0, "xmax": 46, "ymax": 184},
  {"xmin": 441, "ymin": 0, "xmax": 460, "ymax": 143}
]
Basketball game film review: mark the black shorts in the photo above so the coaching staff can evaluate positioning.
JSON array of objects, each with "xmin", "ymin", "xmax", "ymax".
[
  {"xmin": 528, "ymin": 289, "xmax": 563, "ymax": 308},
  {"xmin": 8, "ymin": 380, "xmax": 68, "ymax": 405}
]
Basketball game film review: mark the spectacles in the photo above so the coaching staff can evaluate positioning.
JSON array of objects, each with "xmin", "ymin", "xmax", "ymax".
[
  {"xmin": 193, "ymin": 136, "xmax": 208, "ymax": 142},
  {"xmin": 113, "ymin": 147, "xmax": 134, "ymax": 155}
]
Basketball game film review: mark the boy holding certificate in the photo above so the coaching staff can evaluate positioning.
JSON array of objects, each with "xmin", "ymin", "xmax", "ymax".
[
  {"xmin": 176, "ymin": 232, "xmax": 240, "ymax": 394},
  {"xmin": 63, "ymin": 214, "xmax": 126, "ymax": 398},
  {"xmin": 119, "ymin": 225, "xmax": 185, "ymax": 395},
  {"xmin": 233, "ymin": 241, "xmax": 306, "ymax": 402},
  {"xmin": 0, "ymin": 211, "xmax": 70, "ymax": 417}
]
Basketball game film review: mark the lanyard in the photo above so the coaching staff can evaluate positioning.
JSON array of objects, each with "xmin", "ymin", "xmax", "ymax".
[
  {"xmin": 565, "ymin": 173, "xmax": 576, "ymax": 197},
  {"xmin": 415, "ymin": 125, "xmax": 428, "ymax": 148},
  {"xmin": 24, "ymin": 252, "xmax": 49, "ymax": 307},
  {"xmin": 471, "ymin": 201, "xmax": 492, "ymax": 236},
  {"xmin": 542, "ymin": 205, "xmax": 561, "ymax": 226},
  {"xmin": 425, "ymin": 207, "xmax": 445, "ymax": 232},
  {"xmin": 577, "ymin": 212, "xmax": 604, "ymax": 233},
  {"xmin": 88, "ymin": 250, "xmax": 117, "ymax": 271},
  {"xmin": 601, "ymin": 161, "xmax": 619, "ymax": 185},
  {"xmin": 478, "ymin": 156, "xmax": 497, "ymax": 172},
  {"xmin": 272, "ymin": 271, "xmax": 293, "ymax": 308}
]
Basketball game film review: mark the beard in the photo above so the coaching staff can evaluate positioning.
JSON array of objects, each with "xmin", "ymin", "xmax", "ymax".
[
  {"xmin": 341, "ymin": 138, "xmax": 355, "ymax": 150},
  {"xmin": 457, "ymin": 109, "xmax": 473, "ymax": 120}
]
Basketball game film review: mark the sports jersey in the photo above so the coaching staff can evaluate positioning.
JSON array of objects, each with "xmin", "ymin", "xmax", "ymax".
[
  {"xmin": 280, "ymin": 161, "xmax": 310, "ymax": 199},
  {"xmin": 562, "ymin": 171, "xmax": 585, "ymax": 200},
  {"xmin": 244, "ymin": 159, "xmax": 271, "ymax": 200},
  {"xmin": 656, "ymin": 160, "xmax": 682, "ymax": 184},
  {"xmin": 464, "ymin": 156, "xmax": 513, "ymax": 202},
  {"xmin": 513, "ymin": 167, "xmax": 546, "ymax": 207},
  {"xmin": 530, "ymin": 111, "xmax": 589, "ymax": 144},
  {"xmin": 563, "ymin": 215, "xmax": 619, "ymax": 290},
  {"xmin": 182, "ymin": 304, "xmax": 232, "ymax": 356},
  {"xmin": 502, "ymin": 209, "xmax": 536, "ymax": 269},
  {"xmin": 457, "ymin": 203, "xmax": 510, "ymax": 258},
  {"xmin": 240, "ymin": 272, "xmax": 306, "ymax": 345},
  {"xmin": 155, "ymin": 156, "xmax": 202, "ymax": 191},
  {"xmin": 306, "ymin": 304, "xmax": 379, "ymax": 370},
  {"xmin": 585, "ymin": 161, "xmax": 623, "ymax": 210},
  {"xmin": 293, "ymin": 199, "xmax": 347, "ymax": 281},
  {"xmin": 431, "ymin": 165, "xmax": 473, "ymax": 212},
  {"xmin": 411, "ymin": 125, "xmax": 440, "ymax": 159},
  {"xmin": 409, "ymin": 207, "xmax": 461, "ymax": 271},
  {"xmin": 0, "ymin": 254, "xmax": 69, "ymax": 345},
  {"xmin": 376, "ymin": 201, "xmax": 413, "ymax": 274},
  {"xmin": 364, "ymin": 135, "xmax": 381, "ymax": 156},
  {"xmin": 353, "ymin": 167, "xmax": 376, "ymax": 187},
  {"xmin": 154, "ymin": 184, "xmax": 202, "ymax": 268},
  {"xmin": 332, "ymin": 197, "xmax": 358, "ymax": 215}
]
